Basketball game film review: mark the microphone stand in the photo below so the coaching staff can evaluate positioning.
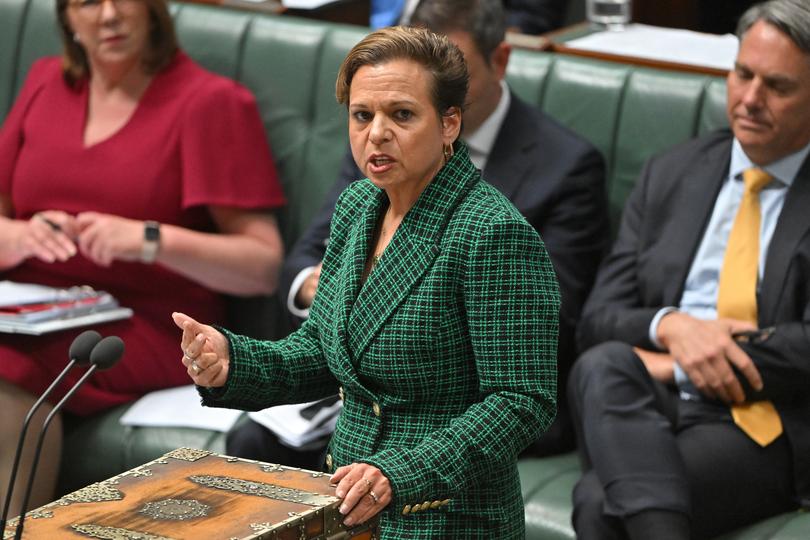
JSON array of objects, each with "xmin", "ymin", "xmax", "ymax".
[
  {"xmin": 11, "ymin": 335, "xmax": 122, "ymax": 540},
  {"xmin": 0, "ymin": 360, "xmax": 78, "ymax": 532},
  {"xmin": 12, "ymin": 366, "xmax": 99, "ymax": 540},
  {"xmin": 0, "ymin": 330, "xmax": 99, "ymax": 533}
]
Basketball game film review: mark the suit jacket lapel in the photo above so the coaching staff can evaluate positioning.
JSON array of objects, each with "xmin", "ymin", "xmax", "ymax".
[
  {"xmin": 333, "ymin": 187, "xmax": 385, "ymax": 371},
  {"xmin": 483, "ymin": 93, "xmax": 536, "ymax": 200},
  {"xmin": 347, "ymin": 144, "xmax": 479, "ymax": 360},
  {"xmin": 760, "ymin": 155, "xmax": 810, "ymax": 323},
  {"xmin": 662, "ymin": 136, "xmax": 732, "ymax": 305}
]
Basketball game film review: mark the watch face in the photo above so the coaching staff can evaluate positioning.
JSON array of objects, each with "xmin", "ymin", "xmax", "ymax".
[{"xmin": 145, "ymin": 222, "xmax": 160, "ymax": 241}]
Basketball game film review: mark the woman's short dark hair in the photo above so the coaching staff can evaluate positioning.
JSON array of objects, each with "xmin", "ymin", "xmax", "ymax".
[
  {"xmin": 56, "ymin": 0, "xmax": 178, "ymax": 86},
  {"xmin": 335, "ymin": 26, "xmax": 469, "ymax": 117}
]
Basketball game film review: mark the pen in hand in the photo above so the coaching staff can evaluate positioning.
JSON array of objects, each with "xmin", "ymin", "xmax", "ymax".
[
  {"xmin": 36, "ymin": 214, "xmax": 62, "ymax": 232},
  {"xmin": 32, "ymin": 213, "xmax": 78, "ymax": 260}
]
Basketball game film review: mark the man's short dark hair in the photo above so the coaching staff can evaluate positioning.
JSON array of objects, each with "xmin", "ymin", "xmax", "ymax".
[{"xmin": 410, "ymin": 0, "xmax": 505, "ymax": 62}]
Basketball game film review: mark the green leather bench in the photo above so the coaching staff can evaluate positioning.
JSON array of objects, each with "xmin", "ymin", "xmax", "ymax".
[{"xmin": 2, "ymin": 0, "xmax": 808, "ymax": 536}]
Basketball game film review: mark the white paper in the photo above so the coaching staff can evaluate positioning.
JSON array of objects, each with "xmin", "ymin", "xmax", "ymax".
[
  {"xmin": 565, "ymin": 24, "xmax": 738, "ymax": 71},
  {"xmin": 120, "ymin": 385, "xmax": 242, "ymax": 432},
  {"xmin": 281, "ymin": 0, "xmax": 337, "ymax": 9},
  {"xmin": 0, "ymin": 281, "xmax": 62, "ymax": 307},
  {"xmin": 0, "ymin": 307, "xmax": 133, "ymax": 335},
  {"xmin": 0, "ymin": 281, "xmax": 132, "ymax": 335},
  {"xmin": 248, "ymin": 399, "xmax": 342, "ymax": 448}
]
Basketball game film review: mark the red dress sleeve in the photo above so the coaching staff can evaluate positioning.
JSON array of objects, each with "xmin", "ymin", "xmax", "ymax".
[
  {"xmin": 0, "ymin": 58, "xmax": 57, "ymax": 197},
  {"xmin": 179, "ymin": 77, "xmax": 285, "ymax": 210}
]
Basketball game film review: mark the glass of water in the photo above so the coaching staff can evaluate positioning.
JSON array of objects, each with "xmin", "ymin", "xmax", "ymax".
[{"xmin": 586, "ymin": 0, "xmax": 632, "ymax": 31}]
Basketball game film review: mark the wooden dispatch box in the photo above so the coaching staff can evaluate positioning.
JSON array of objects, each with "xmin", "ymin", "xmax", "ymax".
[{"xmin": 3, "ymin": 448, "xmax": 379, "ymax": 540}]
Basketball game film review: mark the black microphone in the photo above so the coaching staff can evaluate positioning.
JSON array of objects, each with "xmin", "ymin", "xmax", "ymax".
[
  {"xmin": 0, "ymin": 330, "xmax": 101, "ymax": 531},
  {"xmin": 12, "ymin": 336, "xmax": 124, "ymax": 540}
]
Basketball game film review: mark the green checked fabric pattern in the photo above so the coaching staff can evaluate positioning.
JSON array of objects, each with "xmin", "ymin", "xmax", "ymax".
[{"xmin": 203, "ymin": 143, "xmax": 560, "ymax": 538}]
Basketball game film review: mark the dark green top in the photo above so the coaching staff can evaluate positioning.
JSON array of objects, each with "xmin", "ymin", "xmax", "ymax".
[{"xmin": 203, "ymin": 144, "xmax": 560, "ymax": 538}]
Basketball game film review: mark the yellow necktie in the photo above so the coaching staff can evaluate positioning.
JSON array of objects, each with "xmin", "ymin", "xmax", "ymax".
[{"xmin": 717, "ymin": 168, "xmax": 782, "ymax": 447}]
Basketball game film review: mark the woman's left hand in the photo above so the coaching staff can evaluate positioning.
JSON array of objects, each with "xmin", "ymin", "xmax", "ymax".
[
  {"xmin": 331, "ymin": 463, "xmax": 392, "ymax": 527},
  {"xmin": 75, "ymin": 212, "xmax": 145, "ymax": 266}
]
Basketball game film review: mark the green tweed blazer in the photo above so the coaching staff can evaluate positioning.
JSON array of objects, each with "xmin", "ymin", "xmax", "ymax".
[{"xmin": 203, "ymin": 144, "xmax": 560, "ymax": 538}]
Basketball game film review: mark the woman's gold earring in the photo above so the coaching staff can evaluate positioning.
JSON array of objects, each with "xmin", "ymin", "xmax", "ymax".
[{"xmin": 443, "ymin": 143, "xmax": 454, "ymax": 163}]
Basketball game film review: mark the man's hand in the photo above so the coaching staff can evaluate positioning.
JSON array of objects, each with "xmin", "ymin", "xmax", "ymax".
[
  {"xmin": 633, "ymin": 348, "xmax": 676, "ymax": 383},
  {"xmin": 295, "ymin": 262, "xmax": 322, "ymax": 309},
  {"xmin": 657, "ymin": 312, "xmax": 763, "ymax": 403}
]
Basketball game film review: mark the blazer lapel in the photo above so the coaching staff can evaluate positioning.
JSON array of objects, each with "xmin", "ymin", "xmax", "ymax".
[
  {"xmin": 348, "ymin": 234, "xmax": 440, "ymax": 360},
  {"xmin": 483, "ymin": 93, "xmax": 536, "ymax": 200},
  {"xmin": 333, "ymin": 187, "xmax": 385, "ymax": 370},
  {"xmin": 347, "ymin": 144, "xmax": 479, "ymax": 360},
  {"xmin": 759, "ymin": 156, "xmax": 810, "ymax": 323},
  {"xmin": 661, "ymin": 136, "xmax": 732, "ymax": 305}
]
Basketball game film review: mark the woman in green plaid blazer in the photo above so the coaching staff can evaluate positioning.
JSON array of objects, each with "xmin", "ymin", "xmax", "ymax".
[{"xmin": 175, "ymin": 27, "xmax": 559, "ymax": 538}]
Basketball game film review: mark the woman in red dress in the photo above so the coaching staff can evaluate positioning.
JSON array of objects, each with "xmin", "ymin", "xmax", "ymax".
[{"xmin": 0, "ymin": 0, "xmax": 285, "ymax": 512}]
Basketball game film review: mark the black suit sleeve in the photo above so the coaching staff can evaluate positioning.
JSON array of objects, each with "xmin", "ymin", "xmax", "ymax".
[
  {"xmin": 278, "ymin": 147, "xmax": 362, "ymax": 326},
  {"xmin": 740, "ymin": 321, "xmax": 810, "ymax": 401},
  {"xmin": 576, "ymin": 158, "xmax": 665, "ymax": 353},
  {"xmin": 537, "ymin": 146, "xmax": 609, "ymax": 377}
]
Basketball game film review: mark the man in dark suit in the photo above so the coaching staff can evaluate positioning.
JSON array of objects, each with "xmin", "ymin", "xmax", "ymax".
[
  {"xmin": 375, "ymin": 0, "xmax": 569, "ymax": 35},
  {"xmin": 228, "ymin": 0, "xmax": 608, "ymax": 465},
  {"xmin": 569, "ymin": 1, "xmax": 810, "ymax": 538}
]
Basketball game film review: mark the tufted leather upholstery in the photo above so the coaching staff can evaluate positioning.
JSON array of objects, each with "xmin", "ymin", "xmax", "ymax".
[{"xmin": 3, "ymin": 0, "xmax": 808, "ymax": 536}]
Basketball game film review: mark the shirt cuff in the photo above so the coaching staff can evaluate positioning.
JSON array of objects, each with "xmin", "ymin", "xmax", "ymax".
[
  {"xmin": 286, "ymin": 266, "xmax": 316, "ymax": 320},
  {"xmin": 649, "ymin": 307, "xmax": 678, "ymax": 349},
  {"xmin": 673, "ymin": 363, "xmax": 688, "ymax": 386}
]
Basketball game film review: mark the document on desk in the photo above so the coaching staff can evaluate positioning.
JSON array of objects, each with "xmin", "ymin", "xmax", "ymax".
[
  {"xmin": 281, "ymin": 0, "xmax": 336, "ymax": 8},
  {"xmin": 565, "ymin": 24, "xmax": 738, "ymax": 71},
  {"xmin": 0, "ymin": 280, "xmax": 133, "ymax": 335},
  {"xmin": 120, "ymin": 385, "xmax": 243, "ymax": 432}
]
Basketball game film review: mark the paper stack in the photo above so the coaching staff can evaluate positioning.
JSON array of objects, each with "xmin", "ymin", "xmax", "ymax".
[
  {"xmin": 248, "ymin": 396, "xmax": 342, "ymax": 449},
  {"xmin": 0, "ymin": 281, "xmax": 132, "ymax": 335},
  {"xmin": 120, "ymin": 385, "xmax": 243, "ymax": 432}
]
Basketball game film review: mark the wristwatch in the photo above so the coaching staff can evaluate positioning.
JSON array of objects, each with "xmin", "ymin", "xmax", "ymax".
[{"xmin": 141, "ymin": 221, "xmax": 161, "ymax": 264}]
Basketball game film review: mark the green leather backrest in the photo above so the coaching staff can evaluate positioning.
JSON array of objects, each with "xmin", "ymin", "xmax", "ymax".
[
  {"xmin": 611, "ymin": 71, "xmax": 711, "ymax": 229},
  {"xmin": 0, "ymin": 0, "xmax": 32, "ymax": 118},
  {"xmin": 238, "ymin": 17, "xmax": 361, "ymax": 243},
  {"xmin": 294, "ymin": 27, "xmax": 365, "ymax": 236},
  {"xmin": 701, "ymin": 78, "xmax": 731, "ymax": 134},
  {"xmin": 169, "ymin": 4, "xmax": 366, "ymax": 245},
  {"xmin": 12, "ymin": 0, "xmax": 61, "ymax": 100},
  {"xmin": 508, "ymin": 48, "xmax": 730, "ymax": 232},
  {"xmin": 3, "ymin": 0, "xmax": 729, "ymax": 246},
  {"xmin": 537, "ymin": 56, "xmax": 629, "ymax": 173},
  {"xmin": 173, "ymin": 4, "xmax": 251, "ymax": 81}
]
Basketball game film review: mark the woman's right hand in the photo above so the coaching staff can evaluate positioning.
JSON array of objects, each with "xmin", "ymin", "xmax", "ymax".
[
  {"xmin": 172, "ymin": 312, "xmax": 230, "ymax": 388},
  {"xmin": 17, "ymin": 211, "xmax": 78, "ymax": 263}
]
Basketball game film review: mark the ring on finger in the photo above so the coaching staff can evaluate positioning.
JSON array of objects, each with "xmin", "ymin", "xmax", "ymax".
[
  {"xmin": 368, "ymin": 490, "xmax": 379, "ymax": 504},
  {"xmin": 191, "ymin": 360, "xmax": 201, "ymax": 374},
  {"xmin": 363, "ymin": 478, "xmax": 372, "ymax": 491}
]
